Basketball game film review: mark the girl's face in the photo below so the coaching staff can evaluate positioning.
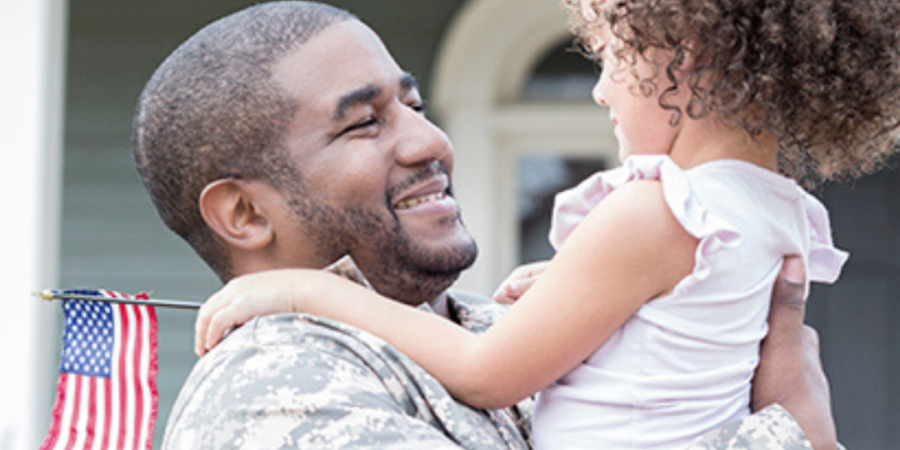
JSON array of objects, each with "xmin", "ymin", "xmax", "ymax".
[{"xmin": 589, "ymin": 31, "xmax": 681, "ymax": 163}]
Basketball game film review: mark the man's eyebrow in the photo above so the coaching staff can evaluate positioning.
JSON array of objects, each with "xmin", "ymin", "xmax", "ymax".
[
  {"xmin": 334, "ymin": 85, "xmax": 381, "ymax": 121},
  {"xmin": 400, "ymin": 73, "xmax": 418, "ymax": 92},
  {"xmin": 332, "ymin": 74, "xmax": 419, "ymax": 122}
]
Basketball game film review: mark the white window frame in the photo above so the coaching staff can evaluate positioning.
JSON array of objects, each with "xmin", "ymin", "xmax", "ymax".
[{"xmin": 432, "ymin": 0, "xmax": 617, "ymax": 294}]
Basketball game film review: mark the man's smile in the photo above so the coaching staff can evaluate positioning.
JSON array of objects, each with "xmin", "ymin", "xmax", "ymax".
[
  {"xmin": 394, "ymin": 191, "xmax": 447, "ymax": 210},
  {"xmin": 390, "ymin": 167, "xmax": 456, "ymax": 214}
]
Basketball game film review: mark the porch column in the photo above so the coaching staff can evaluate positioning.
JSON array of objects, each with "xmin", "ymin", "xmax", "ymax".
[{"xmin": 0, "ymin": 0, "xmax": 66, "ymax": 448}]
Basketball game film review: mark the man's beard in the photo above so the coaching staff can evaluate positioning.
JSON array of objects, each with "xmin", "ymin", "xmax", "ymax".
[
  {"xmin": 285, "ymin": 187, "xmax": 477, "ymax": 306},
  {"xmin": 346, "ymin": 207, "xmax": 477, "ymax": 305}
]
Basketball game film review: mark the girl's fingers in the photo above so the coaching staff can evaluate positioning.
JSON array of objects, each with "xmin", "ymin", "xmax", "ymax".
[
  {"xmin": 195, "ymin": 300, "xmax": 216, "ymax": 357},
  {"xmin": 512, "ymin": 277, "xmax": 538, "ymax": 296},
  {"xmin": 492, "ymin": 261, "xmax": 550, "ymax": 303},
  {"xmin": 493, "ymin": 268, "xmax": 529, "ymax": 303},
  {"xmin": 204, "ymin": 304, "xmax": 239, "ymax": 355},
  {"xmin": 193, "ymin": 269, "xmax": 332, "ymax": 356},
  {"xmin": 194, "ymin": 317, "xmax": 207, "ymax": 357},
  {"xmin": 195, "ymin": 287, "xmax": 235, "ymax": 356},
  {"xmin": 493, "ymin": 278, "xmax": 535, "ymax": 304},
  {"xmin": 493, "ymin": 284, "xmax": 517, "ymax": 304}
]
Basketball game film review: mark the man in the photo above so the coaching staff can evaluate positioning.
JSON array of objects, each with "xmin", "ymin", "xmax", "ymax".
[{"xmin": 132, "ymin": 2, "xmax": 836, "ymax": 449}]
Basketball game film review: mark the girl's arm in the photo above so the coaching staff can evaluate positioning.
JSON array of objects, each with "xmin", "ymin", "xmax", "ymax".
[{"xmin": 197, "ymin": 180, "xmax": 697, "ymax": 409}]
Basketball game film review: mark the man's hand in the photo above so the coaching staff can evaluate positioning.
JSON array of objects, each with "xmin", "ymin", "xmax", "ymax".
[{"xmin": 753, "ymin": 256, "xmax": 837, "ymax": 450}]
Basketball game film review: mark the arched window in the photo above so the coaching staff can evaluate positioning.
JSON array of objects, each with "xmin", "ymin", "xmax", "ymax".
[
  {"xmin": 521, "ymin": 40, "xmax": 596, "ymax": 101},
  {"xmin": 433, "ymin": 0, "xmax": 617, "ymax": 292},
  {"xmin": 517, "ymin": 41, "xmax": 607, "ymax": 263}
]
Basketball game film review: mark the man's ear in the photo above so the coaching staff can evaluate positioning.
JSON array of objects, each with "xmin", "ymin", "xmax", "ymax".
[{"xmin": 199, "ymin": 179, "xmax": 275, "ymax": 251}]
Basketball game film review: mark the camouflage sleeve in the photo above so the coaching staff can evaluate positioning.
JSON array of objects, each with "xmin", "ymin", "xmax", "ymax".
[
  {"xmin": 162, "ymin": 313, "xmax": 529, "ymax": 450},
  {"xmin": 686, "ymin": 405, "xmax": 814, "ymax": 450}
]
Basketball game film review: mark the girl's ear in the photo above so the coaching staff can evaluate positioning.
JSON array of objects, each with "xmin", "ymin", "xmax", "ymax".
[
  {"xmin": 680, "ymin": 37, "xmax": 703, "ymax": 71},
  {"xmin": 199, "ymin": 179, "xmax": 274, "ymax": 251}
]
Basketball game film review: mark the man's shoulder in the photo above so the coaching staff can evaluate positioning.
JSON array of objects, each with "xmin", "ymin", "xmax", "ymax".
[
  {"xmin": 168, "ymin": 312, "xmax": 420, "ymax": 398},
  {"xmin": 178, "ymin": 313, "xmax": 389, "ymax": 384},
  {"xmin": 163, "ymin": 314, "xmax": 411, "ymax": 447},
  {"xmin": 163, "ymin": 313, "xmax": 529, "ymax": 450}
]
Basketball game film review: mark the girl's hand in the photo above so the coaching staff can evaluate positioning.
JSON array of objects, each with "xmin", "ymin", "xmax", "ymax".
[
  {"xmin": 195, "ymin": 268, "xmax": 314, "ymax": 357},
  {"xmin": 492, "ymin": 261, "xmax": 550, "ymax": 304}
]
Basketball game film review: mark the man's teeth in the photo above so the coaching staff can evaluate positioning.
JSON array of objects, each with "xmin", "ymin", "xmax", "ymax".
[{"xmin": 394, "ymin": 192, "xmax": 446, "ymax": 210}]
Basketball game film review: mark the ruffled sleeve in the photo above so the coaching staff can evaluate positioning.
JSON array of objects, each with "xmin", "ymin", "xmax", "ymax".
[
  {"xmin": 801, "ymin": 193, "xmax": 848, "ymax": 283},
  {"xmin": 549, "ymin": 155, "xmax": 741, "ymax": 286},
  {"xmin": 548, "ymin": 160, "xmax": 640, "ymax": 249},
  {"xmin": 549, "ymin": 154, "xmax": 848, "ymax": 287}
]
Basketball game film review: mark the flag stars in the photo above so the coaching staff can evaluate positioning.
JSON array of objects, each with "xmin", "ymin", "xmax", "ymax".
[{"xmin": 60, "ymin": 298, "xmax": 115, "ymax": 377}]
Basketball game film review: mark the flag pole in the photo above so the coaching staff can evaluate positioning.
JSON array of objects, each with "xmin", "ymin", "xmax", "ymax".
[
  {"xmin": 33, "ymin": 256, "xmax": 368, "ymax": 312},
  {"xmin": 35, "ymin": 289, "xmax": 202, "ymax": 310}
]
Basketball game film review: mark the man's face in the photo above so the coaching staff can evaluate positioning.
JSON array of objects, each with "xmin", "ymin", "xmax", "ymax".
[{"xmin": 266, "ymin": 20, "xmax": 477, "ymax": 306}]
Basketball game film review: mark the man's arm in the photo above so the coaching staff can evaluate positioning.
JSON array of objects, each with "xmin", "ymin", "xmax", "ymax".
[{"xmin": 164, "ymin": 314, "xmax": 528, "ymax": 450}]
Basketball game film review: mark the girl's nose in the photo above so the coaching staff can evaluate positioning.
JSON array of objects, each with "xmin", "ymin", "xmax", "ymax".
[{"xmin": 592, "ymin": 79, "xmax": 607, "ymax": 106}]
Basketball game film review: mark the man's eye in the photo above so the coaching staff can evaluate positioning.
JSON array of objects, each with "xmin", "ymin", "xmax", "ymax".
[{"xmin": 341, "ymin": 116, "xmax": 378, "ymax": 135}]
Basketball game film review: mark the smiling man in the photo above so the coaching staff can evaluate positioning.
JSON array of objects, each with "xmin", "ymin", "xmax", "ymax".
[
  {"xmin": 133, "ymin": 3, "xmax": 475, "ymax": 310},
  {"xmin": 132, "ymin": 2, "xmax": 836, "ymax": 449},
  {"xmin": 259, "ymin": 22, "xmax": 477, "ymax": 306}
]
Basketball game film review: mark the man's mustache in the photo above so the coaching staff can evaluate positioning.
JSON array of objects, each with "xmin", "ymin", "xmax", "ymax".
[{"xmin": 386, "ymin": 162, "xmax": 450, "ymax": 201}]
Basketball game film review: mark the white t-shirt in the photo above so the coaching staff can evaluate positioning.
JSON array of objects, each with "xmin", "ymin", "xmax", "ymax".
[{"xmin": 533, "ymin": 155, "xmax": 847, "ymax": 450}]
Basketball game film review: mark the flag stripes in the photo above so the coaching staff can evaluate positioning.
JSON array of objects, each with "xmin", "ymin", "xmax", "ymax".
[{"xmin": 40, "ymin": 290, "xmax": 158, "ymax": 450}]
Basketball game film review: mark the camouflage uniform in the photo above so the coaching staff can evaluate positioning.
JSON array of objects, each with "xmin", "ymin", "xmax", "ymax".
[{"xmin": 162, "ymin": 291, "xmax": 816, "ymax": 450}]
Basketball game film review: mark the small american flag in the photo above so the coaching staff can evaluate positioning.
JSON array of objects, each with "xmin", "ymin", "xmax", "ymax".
[{"xmin": 40, "ymin": 290, "xmax": 158, "ymax": 450}]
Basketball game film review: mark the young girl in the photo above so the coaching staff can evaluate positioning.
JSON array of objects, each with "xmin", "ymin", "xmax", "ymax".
[{"xmin": 195, "ymin": 0, "xmax": 900, "ymax": 448}]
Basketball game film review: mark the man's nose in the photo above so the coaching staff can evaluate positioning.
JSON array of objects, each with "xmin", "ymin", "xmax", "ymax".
[{"xmin": 393, "ymin": 106, "xmax": 453, "ymax": 169}]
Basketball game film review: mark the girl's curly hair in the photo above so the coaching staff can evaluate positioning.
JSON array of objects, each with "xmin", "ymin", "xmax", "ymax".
[{"xmin": 562, "ymin": 0, "xmax": 900, "ymax": 184}]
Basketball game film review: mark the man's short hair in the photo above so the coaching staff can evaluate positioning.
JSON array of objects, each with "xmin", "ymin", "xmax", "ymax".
[{"xmin": 132, "ymin": 1, "xmax": 356, "ymax": 280}]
